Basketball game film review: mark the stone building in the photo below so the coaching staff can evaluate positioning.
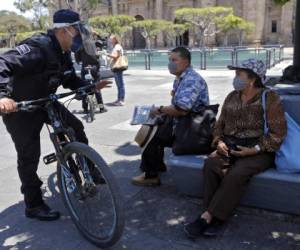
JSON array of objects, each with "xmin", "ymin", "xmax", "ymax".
[{"xmin": 50, "ymin": 0, "xmax": 296, "ymax": 49}]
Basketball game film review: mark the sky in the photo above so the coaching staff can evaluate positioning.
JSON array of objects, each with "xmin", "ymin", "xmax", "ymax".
[{"xmin": 0, "ymin": 0, "xmax": 34, "ymax": 18}]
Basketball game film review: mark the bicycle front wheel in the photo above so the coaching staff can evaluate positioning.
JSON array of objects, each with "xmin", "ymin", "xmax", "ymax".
[{"xmin": 57, "ymin": 142, "xmax": 124, "ymax": 248}]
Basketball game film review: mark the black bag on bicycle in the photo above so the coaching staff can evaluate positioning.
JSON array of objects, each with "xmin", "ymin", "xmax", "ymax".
[{"xmin": 172, "ymin": 104, "xmax": 219, "ymax": 155}]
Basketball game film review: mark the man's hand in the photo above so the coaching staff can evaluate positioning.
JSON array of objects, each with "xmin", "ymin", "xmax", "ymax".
[
  {"xmin": 95, "ymin": 80, "xmax": 112, "ymax": 90},
  {"xmin": 217, "ymin": 141, "xmax": 229, "ymax": 157},
  {"xmin": 230, "ymin": 146, "xmax": 257, "ymax": 157},
  {"xmin": 150, "ymin": 107, "xmax": 161, "ymax": 118},
  {"xmin": 0, "ymin": 97, "xmax": 17, "ymax": 114}
]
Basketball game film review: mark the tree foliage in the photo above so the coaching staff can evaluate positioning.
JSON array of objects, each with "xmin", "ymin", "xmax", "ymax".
[
  {"xmin": 0, "ymin": 10, "xmax": 31, "ymax": 33},
  {"xmin": 16, "ymin": 30, "xmax": 44, "ymax": 43},
  {"xmin": 132, "ymin": 19, "xmax": 175, "ymax": 49},
  {"xmin": 175, "ymin": 7, "xmax": 233, "ymax": 47},
  {"xmin": 89, "ymin": 15, "xmax": 135, "ymax": 38},
  {"xmin": 14, "ymin": 0, "xmax": 49, "ymax": 29},
  {"xmin": 62, "ymin": 0, "xmax": 104, "ymax": 19},
  {"xmin": 273, "ymin": 0, "xmax": 291, "ymax": 5},
  {"xmin": 217, "ymin": 14, "xmax": 254, "ymax": 46},
  {"xmin": 163, "ymin": 23, "xmax": 190, "ymax": 47}
]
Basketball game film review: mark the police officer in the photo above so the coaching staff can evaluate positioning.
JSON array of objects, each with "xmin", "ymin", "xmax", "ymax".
[{"xmin": 0, "ymin": 9, "xmax": 110, "ymax": 221}]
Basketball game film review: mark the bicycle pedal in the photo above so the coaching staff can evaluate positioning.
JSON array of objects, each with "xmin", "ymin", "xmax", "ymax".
[{"xmin": 43, "ymin": 153, "xmax": 57, "ymax": 165}]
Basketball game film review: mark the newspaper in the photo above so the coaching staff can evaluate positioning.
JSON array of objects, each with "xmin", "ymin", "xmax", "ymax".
[{"xmin": 131, "ymin": 105, "xmax": 158, "ymax": 125}]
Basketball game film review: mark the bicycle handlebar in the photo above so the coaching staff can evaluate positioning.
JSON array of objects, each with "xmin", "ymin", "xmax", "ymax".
[{"xmin": 16, "ymin": 84, "xmax": 95, "ymax": 109}]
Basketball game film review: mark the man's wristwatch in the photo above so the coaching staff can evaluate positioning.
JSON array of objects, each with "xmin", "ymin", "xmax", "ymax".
[
  {"xmin": 254, "ymin": 144, "xmax": 261, "ymax": 153},
  {"xmin": 158, "ymin": 105, "xmax": 164, "ymax": 114}
]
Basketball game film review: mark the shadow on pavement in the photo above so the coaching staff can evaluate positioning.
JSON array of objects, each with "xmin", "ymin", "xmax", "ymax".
[{"xmin": 114, "ymin": 142, "xmax": 141, "ymax": 157}]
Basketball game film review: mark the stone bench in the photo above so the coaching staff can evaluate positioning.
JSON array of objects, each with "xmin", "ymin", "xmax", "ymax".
[{"xmin": 166, "ymin": 154, "xmax": 300, "ymax": 215}]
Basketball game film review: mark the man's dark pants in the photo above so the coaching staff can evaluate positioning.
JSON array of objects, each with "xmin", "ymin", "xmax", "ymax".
[
  {"xmin": 140, "ymin": 116, "xmax": 174, "ymax": 177},
  {"xmin": 2, "ymin": 104, "xmax": 88, "ymax": 209}
]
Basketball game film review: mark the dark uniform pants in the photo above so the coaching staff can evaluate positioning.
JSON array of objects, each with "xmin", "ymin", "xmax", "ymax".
[
  {"xmin": 2, "ymin": 104, "xmax": 88, "ymax": 209},
  {"xmin": 140, "ymin": 116, "xmax": 174, "ymax": 177},
  {"xmin": 203, "ymin": 152, "xmax": 275, "ymax": 220}
]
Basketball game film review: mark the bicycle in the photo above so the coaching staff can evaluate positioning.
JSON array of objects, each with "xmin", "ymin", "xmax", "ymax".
[
  {"xmin": 83, "ymin": 65, "xmax": 107, "ymax": 122},
  {"xmin": 11, "ymin": 84, "xmax": 124, "ymax": 248}
]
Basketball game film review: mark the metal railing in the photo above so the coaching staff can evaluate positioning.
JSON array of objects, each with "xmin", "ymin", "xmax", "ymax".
[{"xmin": 124, "ymin": 45, "xmax": 285, "ymax": 70}]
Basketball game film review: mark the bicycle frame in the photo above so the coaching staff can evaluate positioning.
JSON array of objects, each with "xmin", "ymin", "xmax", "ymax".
[{"xmin": 16, "ymin": 86, "xmax": 96, "ymax": 185}]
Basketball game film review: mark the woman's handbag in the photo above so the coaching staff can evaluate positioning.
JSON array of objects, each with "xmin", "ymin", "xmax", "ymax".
[
  {"xmin": 262, "ymin": 90, "xmax": 300, "ymax": 173},
  {"xmin": 111, "ymin": 54, "xmax": 128, "ymax": 72},
  {"xmin": 172, "ymin": 104, "xmax": 219, "ymax": 155}
]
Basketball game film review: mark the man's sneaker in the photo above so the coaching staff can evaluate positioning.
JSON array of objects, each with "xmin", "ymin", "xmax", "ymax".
[
  {"xmin": 184, "ymin": 216, "xmax": 209, "ymax": 239},
  {"xmin": 25, "ymin": 203, "xmax": 60, "ymax": 221},
  {"xmin": 131, "ymin": 173, "xmax": 160, "ymax": 186},
  {"xmin": 203, "ymin": 218, "xmax": 224, "ymax": 237}
]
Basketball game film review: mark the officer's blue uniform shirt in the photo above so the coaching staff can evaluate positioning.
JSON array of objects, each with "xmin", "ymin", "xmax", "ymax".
[{"xmin": 171, "ymin": 66, "xmax": 209, "ymax": 112}]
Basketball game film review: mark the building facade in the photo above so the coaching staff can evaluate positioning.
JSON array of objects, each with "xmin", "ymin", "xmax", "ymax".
[{"xmin": 50, "ymin": 0, "xmax": 296, "ymax": 49}]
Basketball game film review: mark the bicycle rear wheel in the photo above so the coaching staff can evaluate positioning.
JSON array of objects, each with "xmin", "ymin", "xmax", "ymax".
[{"xmin": 57, "ymin": 142, "xmax": 124, "ymax": 248}]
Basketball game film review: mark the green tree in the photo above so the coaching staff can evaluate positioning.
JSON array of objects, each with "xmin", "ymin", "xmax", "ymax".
[
  {"xmin": 132, "ymin": 19, "xmax": 173, "ymax": 49},
  {"xmin": 273, "ymin": 0, "xmax": 291, "ymax": 5},
  {"xmin": 0, "ymin": 10, "xmax": 31, "ymax": 33},
  {"xmin": 0, "ymin": 10, "xmax": 32, "ymax": 47},
  {"xmin": 89, "ymin": 15, "xmax": 135, "ymax": 38},
  {"xmin": 217, "ymin": 14, "xmax": 254, "ymax": 46},
  {"xmin": 16, "ymin": 30, "xmax": 43, "ymax": 43},
  {"xmin": 14, "ymin": 0, "xmax": 106, "ymax": 28},
  {"xmin": 62, "ymin": 0, "xmax": 104, "ymax": 19},
  {"xmin": 175, "ymin": 7, "xmax": 233, "ymax": 48},
  {"xmin": 164, "ymin": 23, "xmax": 190, "ymax": 47},
  {"xmin": 14, "ymin": 0, "xmax": 49, "ymax": 29}
]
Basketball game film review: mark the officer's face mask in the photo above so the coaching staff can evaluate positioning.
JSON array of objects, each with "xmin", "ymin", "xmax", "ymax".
[
  {"xmin": 71, "ymin": 34, "xmax": 82, "ymax": 53},
  {"xmin": 64, "ymin": 27, "xmax": 82, "ymax": 53},
  {"xmin": 232, "ymin": 75, "xmax": 247, "ymax": 90}
]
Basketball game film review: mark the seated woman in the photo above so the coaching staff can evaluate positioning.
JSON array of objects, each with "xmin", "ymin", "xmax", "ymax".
[{"xmin": 184, "ymin": 59, "xmax": 287, "ymax": 238}]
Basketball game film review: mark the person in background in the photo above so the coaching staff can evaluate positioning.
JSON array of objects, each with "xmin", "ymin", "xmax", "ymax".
[{"xmin": 106, "ymin": 35, "xmax": 126, "ymax": 106}]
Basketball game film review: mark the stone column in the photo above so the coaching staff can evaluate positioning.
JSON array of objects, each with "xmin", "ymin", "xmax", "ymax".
[
  {"xmin": 112, "ymin": 0, "xmax": 118, "ymax": 15},
  {"xmin": 155, "ymin": 0, "xmax": 164, "ymax": 48},
  {"xmin": 242, "ymin": 0, "xmax": 266, "ymax": 45},
  {"xmin": 280, "ymin": 1, "xmax": 294, "ymax": 45},
  {"xmin": 254, "ymin": 0, "xmax": 267, "ymax": 45}
]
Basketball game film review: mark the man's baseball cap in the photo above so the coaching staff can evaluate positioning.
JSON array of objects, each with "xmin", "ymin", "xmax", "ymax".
[{"xmin": 53, "ymin": 9, "xmax": 81, "ymax": 28}]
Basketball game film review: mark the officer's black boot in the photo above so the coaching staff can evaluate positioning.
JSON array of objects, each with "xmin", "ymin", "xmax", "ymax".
[{"xmin": 25, "ymin": 203, "xmax": 60, "ymax": 221}]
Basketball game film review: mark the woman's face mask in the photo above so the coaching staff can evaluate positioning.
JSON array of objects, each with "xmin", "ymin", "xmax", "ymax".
[{"xmin": 233, "ymin": 75, "xmax": 247, "ymax": 90}]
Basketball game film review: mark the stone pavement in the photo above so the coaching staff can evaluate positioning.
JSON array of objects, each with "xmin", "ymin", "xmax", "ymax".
[{"xmin": 0, "ymin": 58, "xmax": 300, "ymax": 249}]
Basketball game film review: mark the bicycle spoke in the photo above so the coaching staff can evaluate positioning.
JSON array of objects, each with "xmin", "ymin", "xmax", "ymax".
[{"xmin": 60, "ymin": 151, "xmax": 119, "ymax": 242}]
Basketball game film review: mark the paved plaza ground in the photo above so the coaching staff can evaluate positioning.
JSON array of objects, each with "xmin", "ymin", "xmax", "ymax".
[{"xmin": 0, "ymin": 50, "xmax": 299, "ymax": 249}]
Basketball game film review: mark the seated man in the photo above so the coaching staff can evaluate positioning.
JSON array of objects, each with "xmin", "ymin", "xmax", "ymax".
[{"xmin": 132, "ymin": 46, "xmax": 210, "ymax": 186}]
